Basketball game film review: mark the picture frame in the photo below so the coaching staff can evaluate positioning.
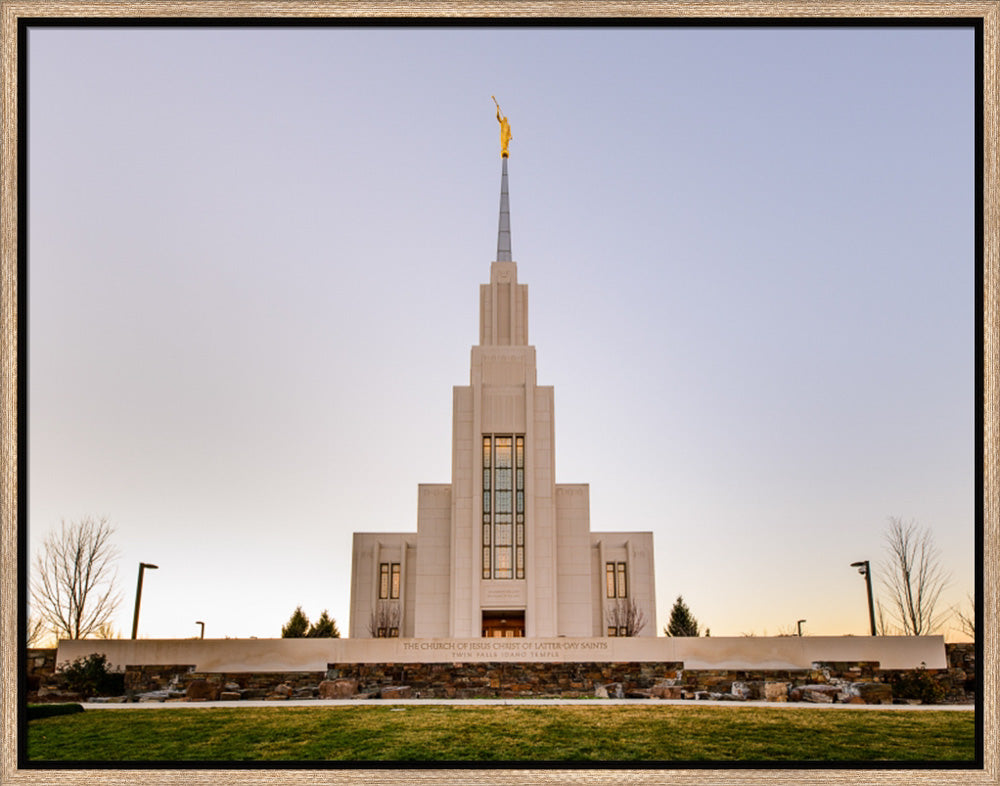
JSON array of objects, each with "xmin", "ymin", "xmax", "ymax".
[{"xmin": 2, "ymin": 3, "xmax": 995, "ymax": 784}]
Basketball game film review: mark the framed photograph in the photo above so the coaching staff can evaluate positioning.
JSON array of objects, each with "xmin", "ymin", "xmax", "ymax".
[{"xmin": 3, "ymin": 3, "xmax": 994, "ymax": 783}]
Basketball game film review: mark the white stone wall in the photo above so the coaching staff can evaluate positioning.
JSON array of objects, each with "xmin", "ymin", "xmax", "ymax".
[
  {"xmin": 592, "ymin": 532, "xmax": 657, "ymax": 638},
  {"xmin": 451, "ymin": 381, "xmax": 477, "ymax": 637},
  {"xmin": 58, "ymin": 635, "xmax": 949, "ymax": 672},
  {"xmin": 555, "ymin": 484, "xmax": 594, "ymax": 637},
  {"xmin": 528, "ymin": 384, "xmax": 558, "ymax": 636},
  {"xmin": 348, "ymin": 533, "xmax": 414, "ymax": 639},
  {"xmin": 414, "ymin": 484, "xmax": 451, "ymax": 638}
]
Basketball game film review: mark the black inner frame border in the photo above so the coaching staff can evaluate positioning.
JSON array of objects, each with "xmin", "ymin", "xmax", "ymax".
[{"xmin": 14, "ymin": 13, "xmax": 986, "ymax": 772}]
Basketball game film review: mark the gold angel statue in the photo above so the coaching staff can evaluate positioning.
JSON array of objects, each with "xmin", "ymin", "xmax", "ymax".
[{"xmin": 492, "ymin": 96, "xmax": 511, "ymax": 158}]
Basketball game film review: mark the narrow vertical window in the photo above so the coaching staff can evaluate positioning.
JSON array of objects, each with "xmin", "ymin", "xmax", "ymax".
[
  {"xmin": 379, "ymin": 563, "xmax": 389, "ymax": 599},
  {"xmin": 482, "ymin": 437, "xmax": 492, "ymax": 579},
  {"xmin": 390, "ymin": 563, "xmax": 401, "ymax": 599},
  {"xmin": 483, "ymin": 434, "xmax": 525, "ymax": 580},
  {"xmin": 606, "ymin": 562, "xmax": 616, "ymax": 598},
  {"xmin": 617, "ymin": 562, "xmax": 628, "ymax": 599},
  {"xmin": 493, "ymin": 437, "xmax": 513, "ymax": 579},
  {"xmin": 515, "ymin": 435, "xmax": 525, "ymax": 579}
]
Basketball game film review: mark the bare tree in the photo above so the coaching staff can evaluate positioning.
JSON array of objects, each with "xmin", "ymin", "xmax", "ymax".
[
  {"xmin": 605, "ymin": 598, "xmax": 647, "ymax": 637},
  {"xmin": 879, "ymin": 517, "xmax": 950, "ymax": 635},
  {"xmin": 875, "ymin": 600, "xmax": 895, "ymax": 635},
  {"xmin": 26, "ymin": 614, "xmax": 47, "ymax": 648},
  {"xmin": 954, "ymin": 592, "xmax": 975, "ymax": 640},
  {"xmin": 368, "ymin": 602, "xmax": 401, "ymax": 637},
  {"xmin": 94, "ymin": 621, "xmax": 121, "ymax": 639},
  {"xmin": 31, "ymin": 517, "xmax": 121, "ymax": 640}
]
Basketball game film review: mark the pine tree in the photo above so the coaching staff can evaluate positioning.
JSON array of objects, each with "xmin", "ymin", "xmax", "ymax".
[
  {"xmin": 307, "ymin": 609, "xmax": 341, "ymax": 638},
  {"xmin": 281, "ymin": 606, "xmax": 310, "ymax": 638},
  {"xmin": 664, "ymin": 595, "xmax": 700, "ymax": 637}
]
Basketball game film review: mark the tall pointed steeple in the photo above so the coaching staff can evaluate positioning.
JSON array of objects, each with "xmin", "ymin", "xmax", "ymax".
[
  {"xmin": 496, "ymin": 157, "xmax": 512, "ymax": 262},
  {"xmin": 493, "ymin": 97, "xmax": 513, "ymax": 262}
]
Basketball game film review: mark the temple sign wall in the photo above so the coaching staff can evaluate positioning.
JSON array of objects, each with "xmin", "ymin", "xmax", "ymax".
[{"xmin": 57, "ymin": 635, "xmax": 946, "ymax": 674}]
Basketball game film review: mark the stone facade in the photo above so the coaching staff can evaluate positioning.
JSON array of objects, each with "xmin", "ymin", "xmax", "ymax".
[
  {"xmin": 326, "ymin": 661, "xmax": 684, "ymax": 699},
  {"xmin": 111, "ymin": 652, "xmax": 975, "ymax": 705},
  {"xmin": 122, "ymin": 667, "xmax": 328, "ymax": 701},
  {"xmin": 41, "ymin": 640, "xmax": 972, "ymax": 703},
  {"xmin": 26, "ymin": 648, "xmax": 56, "ymax": 692}
]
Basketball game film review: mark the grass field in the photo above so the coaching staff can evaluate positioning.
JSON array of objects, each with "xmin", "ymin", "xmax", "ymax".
[{"xmin": 26, "ymin": 705, "xmax": 976, "ymax": 763}]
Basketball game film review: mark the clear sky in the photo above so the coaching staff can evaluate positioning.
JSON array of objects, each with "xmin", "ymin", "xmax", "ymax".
[{"xmin": 27, "ymin": 24, "xmax": 975, "ymax": 642}]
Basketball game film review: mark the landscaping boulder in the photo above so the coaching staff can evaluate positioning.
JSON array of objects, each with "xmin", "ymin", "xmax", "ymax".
[
  {"xmin": 731, "ymin": 681, "xmax": 763, "ymax": 700},
  {"xmin": 650, "ymin": 684, "xmax": 685, "ymax": 700},
  {"xmin": 319, "ymin": 679, "xmax": 358, "ymax": 699},
  {"xmin": 599, "ymin": 682, "xmax": 624, "ymax": 699},
  {"xmin": 272, "ymin": 683, "xmax": 293, "ymax": 697},
  {"xmin": 853, "ymin": 682, "xmax": 893, "ymax": 705},
  {"xmin": 185, "ymin": 679, "xmax": 219, "ymax": 701},
  {"xmin": 381, "ymin": 685, "xmax": 412, "ymax": 699},
  {"xmin": 36, "ymin": 687, "xmax": 83, "ymax": 703},
  {"xmin": 219, "ymin": 691, "xmax": 241, "ymax": 701},
  {"xmin": 764, "ymin": 682, "xmax": 790, "ymax": 702},
  {"xmin": 801, "ymin": 685, "xmax": 839, "ymax": 703}
]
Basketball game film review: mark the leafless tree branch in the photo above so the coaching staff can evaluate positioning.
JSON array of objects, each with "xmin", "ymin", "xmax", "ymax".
[
  {"xmin": 604, "ymin": 598, "xmax": 647, "ymax": 637},
  {"xmin": 368, "ymin": 602, "xmax": 401, "ymax": 637},
  {"xmin": 879, "ymin": 517, "xmax": 950, "ymax": 635},
  {"xmin": 30, "ymin": 517, "xmax": 121, "ymax": 640},
  {"xmin": 953, "ymin": 592, "xmax": 975, "ymax": 640}
]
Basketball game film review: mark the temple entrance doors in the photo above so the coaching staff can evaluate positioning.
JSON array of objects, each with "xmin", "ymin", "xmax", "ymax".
[{"xmin": 481, "ymin": 610, "xmax": 525, "ymax": 638}]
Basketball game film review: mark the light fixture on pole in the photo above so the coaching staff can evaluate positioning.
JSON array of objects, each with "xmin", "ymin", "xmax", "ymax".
[
  {"xmin": 195, "ymin": 621, "xmax": 205, "ymax": 639},
  {"xmin": 850, "ymin": 560, "xmax": 877, "ymax": 636},
  {"xmin": 796, "ymin": 619, "xmax": 806, "ymax": 637},
  {"xmin": 130, "ymin": 562, "xmax": 158, "ymax": 639}
]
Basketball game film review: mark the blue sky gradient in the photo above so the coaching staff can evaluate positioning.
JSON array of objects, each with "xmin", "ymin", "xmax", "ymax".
[{"xmin": 27, "ymin": 25, "xmax": 974, "ymax": 640}]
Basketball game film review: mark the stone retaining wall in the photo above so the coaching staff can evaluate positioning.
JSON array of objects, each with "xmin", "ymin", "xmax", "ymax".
[
  {"xmin": 116, "ymin": 658, "xmax": 973, "ymax": 704},
  {"xmin": 26, "ymin": 648, "xmax": 57, "ymax": 689},
  {"xmin": 39, "ymin": 641, "xmax": 974, "ymax": 705},
  {"xmin": 327, "ymin": 661, "xmax": 686, "ymax": 699}
]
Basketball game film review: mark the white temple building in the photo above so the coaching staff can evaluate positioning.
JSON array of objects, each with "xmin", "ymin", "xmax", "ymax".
[{"xmin": 349, "ymin": 139, "xmax": 656, "ymax": 639}]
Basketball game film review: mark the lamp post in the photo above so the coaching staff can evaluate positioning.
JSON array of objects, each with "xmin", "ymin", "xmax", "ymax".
[
  {"xmin": 850, "ymin": 560, "xmax": 877, "ymax": 636},
  {"xmin": 130, "ymin": 562, "xmax": 158, "ymax": 639},
  {"xmin": 195, "ymin": 621, "xmax": 205, "ymax": 639},
  {"xmin": 796, "ymin": 619, "xmax": 806, "ymax": 637}
]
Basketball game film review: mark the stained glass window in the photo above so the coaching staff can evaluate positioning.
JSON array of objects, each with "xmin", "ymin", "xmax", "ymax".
[
  {"xmin": 391, "ymin": 563, "xmax": 401, "ymax": 599},
  {"xmin": 379, "ymin": 563, "xmax": 390, "ymax": 599},
  {"xmin": 617, "ymin": 562, "xmax": 628, "ymax": 599},
  {"xmin": 605, "ymin": 561, "xmax": 628, "ymax": 598},
  {"xmin": 483, "ymin": 434, "xmax": 525, "ymax": 580},
  {"xmin": 515, "ymin": 436, "xmax": 525, "ymax": 578}
]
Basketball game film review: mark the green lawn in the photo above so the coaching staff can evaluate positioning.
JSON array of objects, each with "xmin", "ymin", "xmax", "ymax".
[{"xmin": 26, "ymin": 705, "xmax": 976, "ymax": 763}]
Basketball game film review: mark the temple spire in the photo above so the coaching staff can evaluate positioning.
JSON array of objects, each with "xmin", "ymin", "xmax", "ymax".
[
  {"xmin": 496, "ymin": 157, "xmax": 512, "ymax": 261},
  {"xmin": 493, "ymin": 97, "xmax": 512, "ymax": 262}
]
